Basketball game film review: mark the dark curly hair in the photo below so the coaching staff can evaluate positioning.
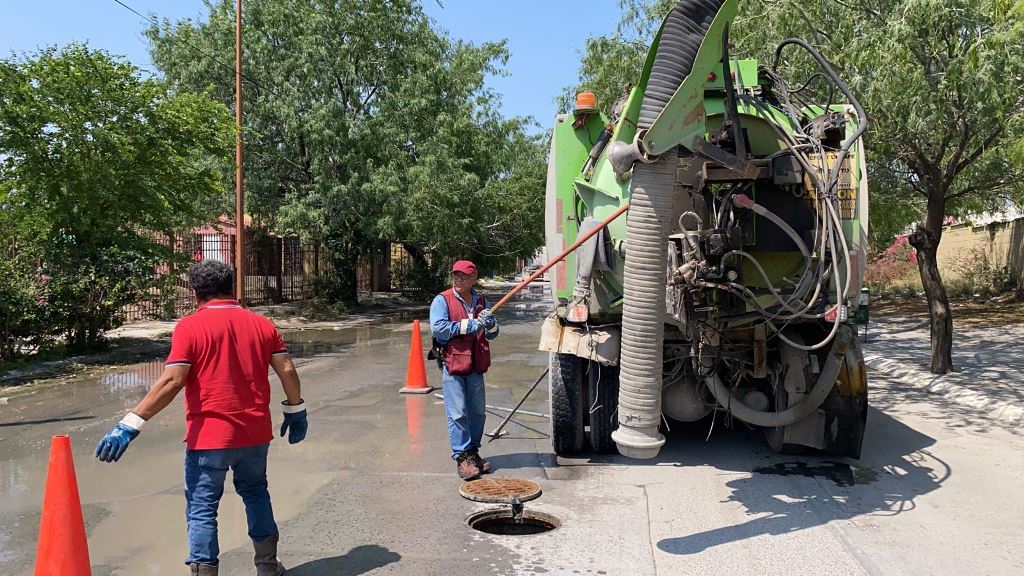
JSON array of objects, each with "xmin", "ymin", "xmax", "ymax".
[{"xmin": 188, "ymin": 259, "xmax": 236, "ymax": 301}]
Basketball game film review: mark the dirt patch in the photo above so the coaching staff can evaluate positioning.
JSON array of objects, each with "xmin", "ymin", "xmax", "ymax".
[{"xmin": 873, "ymin": 294, "xmax": 1024, "ymax": 326}]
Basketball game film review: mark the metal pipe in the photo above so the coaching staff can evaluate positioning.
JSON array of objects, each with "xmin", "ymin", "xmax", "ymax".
[
  {"xmin": 486, "ymin": 369, "xmax": 549, "ymax": 442},
  {"xmin": 234, "ymin": 0, "xmax": 245, "ymax": 304},
  {"xmin": 701, "ymin": 326, "xmax": 851, "ymax": 426}
]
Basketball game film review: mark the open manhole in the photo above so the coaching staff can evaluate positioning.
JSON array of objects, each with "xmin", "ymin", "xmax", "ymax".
[
  {"xmin": 467, "ymin": 508, "xmax": 560, "ymax": 535},
  {"xmin": 459, "ymin": 477, "xmax": 542, "ymax": 504},
  {"xmin": 461, "ymin": 477, "xmax": 556, "ymax": 535}
]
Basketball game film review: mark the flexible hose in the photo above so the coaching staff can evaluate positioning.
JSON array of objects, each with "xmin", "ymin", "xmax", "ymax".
[
  {"xmin": 613, "ymin": 0, "xmax": 724, "ymax": 459},
  {"xmin": 701, "ymin": 325, "xmax": 851, "ymax": 426}
]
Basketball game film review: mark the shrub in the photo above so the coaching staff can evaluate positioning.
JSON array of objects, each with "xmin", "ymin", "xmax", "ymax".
[
  {"xmin": 0, "ymin": 254, "xmax": 50, "ymax": 360},
  {"xmin": 949, "ymin": 246, "xmax": 1017, "ymax": 297},
  {"xmin": 865, "ymin": 237, "xmax": 917, "ymax": 295},
  {"xmin": 38, "ymin": 232, "xmax": 172, "ymax": 351}
]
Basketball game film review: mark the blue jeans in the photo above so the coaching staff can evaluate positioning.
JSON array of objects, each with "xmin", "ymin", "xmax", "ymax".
[
  {"xmin": 184, "ymin": 443, "xmax": 278, "ymax": 566},
  {"xmin": 441, "ymin": 367, "xmax": 486, "ymax": 459}
]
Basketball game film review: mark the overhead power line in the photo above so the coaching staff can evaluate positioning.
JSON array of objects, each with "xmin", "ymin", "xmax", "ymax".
[{"xmin": 110, "ymin": 0, "xmax": 286, "ymax": 100}]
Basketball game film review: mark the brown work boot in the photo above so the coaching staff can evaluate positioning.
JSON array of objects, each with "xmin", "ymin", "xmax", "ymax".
[
  {"xmin": 470, "ymin": 448, "xmax": 492, "ymax": 474},
  {"xmin": 253, "ymin": 533, "xmax": 286, "ymax": 576},
  {"xmin": 456, "ymin": 452, "xmax": 481, "ymax": 480},
  {"xmin": 190, "ymin": 564, "xmax": 218, "ymax": 576}
]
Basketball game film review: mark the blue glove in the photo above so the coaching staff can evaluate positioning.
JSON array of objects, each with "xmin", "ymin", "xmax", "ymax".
[
  {"xmin": 478, "ymin": 309, "xmax": 497, "ymax": 331},
  {"xmin": 95, "ymin": 414, "xmax": 144, "ymax": 463},
  {"xmin": 281, "ymin": 401, "xmax": 308, "ymax": 444}
]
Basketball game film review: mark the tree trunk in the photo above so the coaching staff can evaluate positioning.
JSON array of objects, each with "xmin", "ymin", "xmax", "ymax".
[
  {"xmin": 402, "ymin": 243, "xmax": 429, "ymax": 270},
  {"xmin": 402, "ymin": 243, "xmax": 444, "ymax": 293},
  {"xmin": 908, "ymin": 225, "xmax": 954, "ymax": 373},
  {"xmin": 329, "ymin": 252, "xmax": 359, "ymax": 304}
]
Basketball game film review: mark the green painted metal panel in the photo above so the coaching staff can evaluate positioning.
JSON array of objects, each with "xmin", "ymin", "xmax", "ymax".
[
  {"xmin": 550, "ymin": 112, "xmax": 607, "ymax": 303},
  {"xmin": 704, "ymin": 59, "xmax": 760, "ymax": 90},
  {"xmin": 641, "ymin": 0, "xmax": 739, "ymax": 156}
]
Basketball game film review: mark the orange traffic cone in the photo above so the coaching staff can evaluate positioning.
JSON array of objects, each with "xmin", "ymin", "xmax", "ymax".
[
  {"xmin": 34, "ymin": 435, "xmax": 91, "ymax": 576},
  {"xmin": 400, "ymin": 319, "xmax": 434, "ymax": 394}
]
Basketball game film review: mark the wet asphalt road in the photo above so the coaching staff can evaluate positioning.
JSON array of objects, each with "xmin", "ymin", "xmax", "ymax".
[{"xmin": 1, "ymin": 290, "xmax": 1022, "ymax": 576}]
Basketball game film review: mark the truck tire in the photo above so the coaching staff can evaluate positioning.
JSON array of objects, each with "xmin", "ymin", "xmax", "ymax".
[
  {"xmin": 550, "ymin": 352, "xmax": 586, "ymax": 456},
  {"xmin": 587, "ymin": 361, "xmax": 619, "ymax": 453}
]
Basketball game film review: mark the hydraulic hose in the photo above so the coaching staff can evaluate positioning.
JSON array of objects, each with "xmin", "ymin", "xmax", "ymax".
[
  {"xmin": 773, "ymin": 38, "xmax": 868, "ymax": 199},
  {"xmin": 613, "ymin": 0, "xmax": 725, "ymax": 459}
]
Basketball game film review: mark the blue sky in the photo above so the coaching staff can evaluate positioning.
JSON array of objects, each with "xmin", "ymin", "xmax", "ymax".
[{"xmin": 1, "ymin": 0, "xmax": 623, "ymax": 125}]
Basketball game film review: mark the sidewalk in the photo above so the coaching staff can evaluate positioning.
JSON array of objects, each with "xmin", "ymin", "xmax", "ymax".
[{"xmin": 863, "ymin": 314, "xmax": 1024, "ymax": 426}]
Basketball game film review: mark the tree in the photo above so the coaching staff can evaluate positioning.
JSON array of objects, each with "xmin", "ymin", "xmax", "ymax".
[
  {"xmin": 148, "ymin": 0, "xmax": 547, "ymax": 302},
  {"xmin": 0, "ymin": 45, "xmax": 234, "ymax": 351},
  {"xmin": 736, "ymin": 0, "xmax": 1024, "ymax": 373},
  {"xmin": 563, "ymin": 0, "xmax": 1024, "ymax": 373}
]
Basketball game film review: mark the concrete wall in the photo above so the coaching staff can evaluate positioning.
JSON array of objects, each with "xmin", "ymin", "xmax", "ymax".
[{"xmin": 936, "ymin": 217, "xmax": 1024, "ymax": 286}]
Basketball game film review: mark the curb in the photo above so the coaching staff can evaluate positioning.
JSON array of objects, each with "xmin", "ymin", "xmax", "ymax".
[
  {"xmin": 863, "ymin": 352, "xmax": 1024, "ymax": 426},
  {"xmin": 0, "ymin": 341, "xmax": 171, "ymax": 388}
]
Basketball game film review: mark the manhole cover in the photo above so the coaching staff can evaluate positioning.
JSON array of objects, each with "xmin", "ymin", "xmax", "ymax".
[
  {"xmin": 459, "ymin": 477, "xmax": 542, "ymax": 504},
  {"xmin": 467, "ymin": 509, "xmax": 560, "ymax": 535}
]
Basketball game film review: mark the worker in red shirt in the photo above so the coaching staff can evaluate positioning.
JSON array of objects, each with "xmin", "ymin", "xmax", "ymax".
[{"xmin": 95, "ymin": 259, "xmax": 307, "ymax": 576}]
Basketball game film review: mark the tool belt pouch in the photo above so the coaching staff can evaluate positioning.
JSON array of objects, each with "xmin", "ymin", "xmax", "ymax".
[{"xmin": 428, "ymin": 338, "xmax": 445, "ymax": 370}]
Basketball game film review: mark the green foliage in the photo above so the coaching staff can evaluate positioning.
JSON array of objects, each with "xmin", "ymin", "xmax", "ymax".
[
  {"xmin": 0, "ymin": 242, "xmax": 47, "ymax": 360},
  {"xmin": 0, "ymin": 45, "xmax": 234, "ymax": 353},
  {"xmin": 564, "ymin": 1, "xmax": 1024, "ymax": 239},
  {"xmin": 148, "ymin": 0, "xmax": 547, "ymax": 303}
]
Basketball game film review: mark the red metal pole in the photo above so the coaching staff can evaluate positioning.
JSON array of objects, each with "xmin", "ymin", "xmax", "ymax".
[
  {"xmin": 490, "ymin": 201, "xmax": 630, "ymax": 313},
  {"xmin": 234, "ymin": 0, "xmax": 245, "ymax": 304}
]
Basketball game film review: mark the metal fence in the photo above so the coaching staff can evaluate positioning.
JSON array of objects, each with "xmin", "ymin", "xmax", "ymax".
[
  {"xmin": 122, "ymin": 233, "xmax": 325, "ymax": 323},
  {"xmin": 122, "ymin": 236, "xmax": 422, "ymax": 324}
]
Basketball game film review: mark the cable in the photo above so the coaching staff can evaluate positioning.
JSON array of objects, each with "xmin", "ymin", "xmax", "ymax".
[{"xmin": 111, "ymin": 0, "xmax": 288, "ymax": 101}]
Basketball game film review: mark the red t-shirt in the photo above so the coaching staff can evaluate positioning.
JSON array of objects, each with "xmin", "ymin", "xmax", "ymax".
[{"xmin": 166, "ymin": 299, "xmax": 288, "ymax": 450}]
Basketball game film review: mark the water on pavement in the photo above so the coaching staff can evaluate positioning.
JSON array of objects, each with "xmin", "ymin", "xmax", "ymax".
[
  {"xmin": 3, "ymin": 284, "xmax": 1023, "ymax": 575},
  {"xmin": 0, "ymin": 291, "xmax": 553, "ymax": 575}
]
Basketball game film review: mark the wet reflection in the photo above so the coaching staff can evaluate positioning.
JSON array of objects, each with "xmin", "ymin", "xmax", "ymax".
[
  {"xmin": 404, "ymin": 396, "xmax": 427, "ymax": 459},
  {"xmin": 0, "ymin": 288, "xmax": 552, "ymax": 574}
]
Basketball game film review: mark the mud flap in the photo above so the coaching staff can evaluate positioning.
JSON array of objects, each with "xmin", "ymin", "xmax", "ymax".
[
  {"xmin": 766, "ymin": 328, "xmax": 868, "ymax": 458},
  {"xmin": 538, "ymin": 317, "xmax": 620, "ymax": 365}
]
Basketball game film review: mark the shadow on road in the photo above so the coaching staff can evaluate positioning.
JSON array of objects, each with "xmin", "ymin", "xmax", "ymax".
[
  {"xmin": 287, "ymin": 544, "xmax": 401, "ymax": 575},
  {"xmin": 654, "ymin": 408, "xmax": 950, "ymax": 555}
]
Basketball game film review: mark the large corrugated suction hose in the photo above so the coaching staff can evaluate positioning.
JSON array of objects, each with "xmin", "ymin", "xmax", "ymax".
[{"xmin": 612, "ymin": 0, "xmax": 725, "ymax": 459}]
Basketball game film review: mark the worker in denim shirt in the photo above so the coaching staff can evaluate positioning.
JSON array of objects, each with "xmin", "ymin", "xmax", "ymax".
[{"xmin": 429, "ymin": 260, "xmax": 500, "ymax": 480}]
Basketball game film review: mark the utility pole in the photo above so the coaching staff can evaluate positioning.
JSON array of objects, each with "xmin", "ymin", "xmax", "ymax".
[{"xmin": 234, "ymin": 0, "xmax": 245, "ymax": 303}]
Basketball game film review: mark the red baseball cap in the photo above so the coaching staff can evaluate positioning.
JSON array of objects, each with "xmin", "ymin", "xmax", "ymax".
[{"xmin": 451, "ymin": 260, "xmax": 477, "ymax": 275}]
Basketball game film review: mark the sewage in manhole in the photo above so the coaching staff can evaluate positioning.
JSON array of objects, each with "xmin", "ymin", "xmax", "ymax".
[{"xmin": 467, "ymin": 509, "xmax": 560, "ymax": 535}]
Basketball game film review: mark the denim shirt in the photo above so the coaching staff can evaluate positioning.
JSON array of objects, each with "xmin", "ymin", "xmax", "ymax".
[{"xmin": 429, "ymin": 289, "xmax": 500, "ymax": 345}]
